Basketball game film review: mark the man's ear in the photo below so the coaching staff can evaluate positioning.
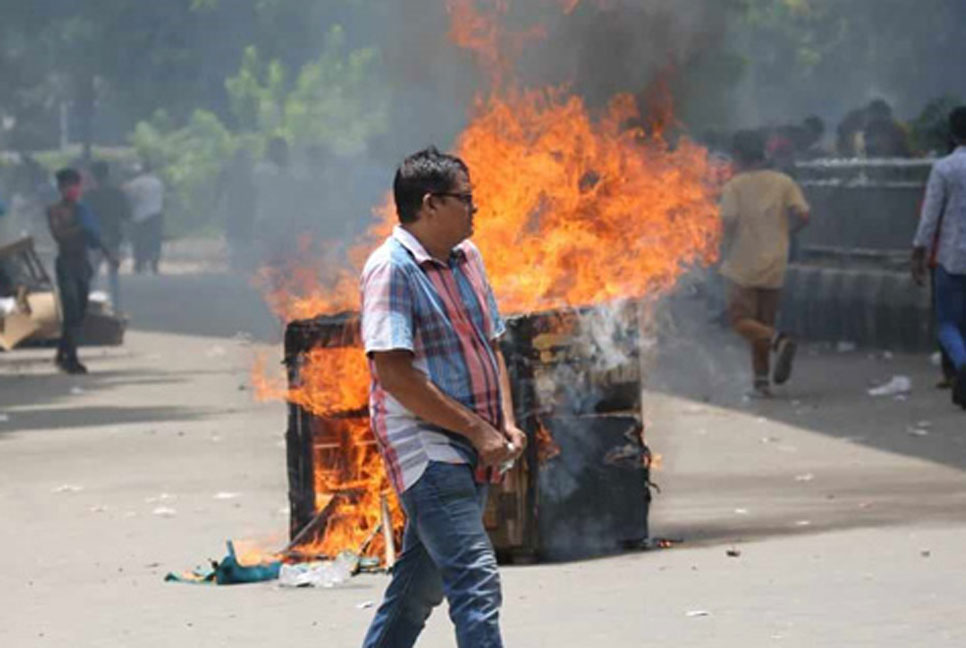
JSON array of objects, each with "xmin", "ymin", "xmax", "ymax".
[{"xmin": 421, "ymin": 192, "xmax": 438, "ymax": 216}]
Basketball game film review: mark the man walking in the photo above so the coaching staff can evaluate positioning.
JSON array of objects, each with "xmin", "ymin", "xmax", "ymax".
[
  {"xmin": 124, "ymin": 161, "xmax": 164, "ymax": 273},
  {"xmin": 84, "ymin": 161, "xmax": 131, "ymax": 312},
  {"xmin": 360, "ymin": 147, "xmax": 525, "ymax": 648},
  {"xmin": 46, "ymin": 168, "xmax": 114, "ymax": 374},
  {"xmin": 720, "ymin": 130, "xmax": 810, "ymax": 397},
  {"xmin": 913, "ymin": 106, "xmax": 966, "ymax": 408}
]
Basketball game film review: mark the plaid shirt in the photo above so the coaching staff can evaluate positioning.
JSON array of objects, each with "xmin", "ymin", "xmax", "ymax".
[{"xmin": 360, "ymin": 226, "xmax": 506, "ymax": 493}]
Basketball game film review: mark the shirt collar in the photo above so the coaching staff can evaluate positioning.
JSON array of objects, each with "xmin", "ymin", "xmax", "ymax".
[{"xmin": 392, "ymin": 225, "xmax": 468, "ymax": 267}]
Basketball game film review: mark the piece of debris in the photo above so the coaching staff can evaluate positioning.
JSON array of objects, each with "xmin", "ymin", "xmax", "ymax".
[
  {"xmin": 70, "ymin": 386, "xmax": 85, "ymax": 395},
  {"xmin": 685, "ymin": 610, "xmax": 711, "ymax": 618},
  {"xmin": 916, "ymin": 420, "xmax": 933, "ymax": 429},
  {"xmin": 794, "ymin": 520, "xmax": 811, "ymax": 527},
  {"xmin": 213, "ymin": 492, "xmax": 241, "ymax": 500},
  {"xmin": 206, "ymin": 345, "xmax": 227, "ymax": 358},
  {"xmin": 907, "ymin": 427, "xmax": 929, "ymax": 437},
  {"xmin": 152, "ymin": 506, "xmax": 177, "ymax": 517},
  {"xmin": 795, "ymin": 473, "xmax": 815, "ymax": 482},
  {"xmin": 89, "ymin": 505, "xmax": 108, "ymax": 513},
  {"xmin": 726, "ymin": 548, "xmax": 741, "ymax": 558},
  {"xmin": 0, "ymin": 412, "xmax": 10, "ymax": 423},
  {"xmin": 880, "ymin": 351, "xmax": 894, "ymax": 361},
  {"xmin": 836, "ymin": 341, "xmax": 857, "ymax": 353},
  {"xmin": 356, "ymin": 601, "xmax": 374, "ymax": 610},
  {"xmin": 52, "ymin": 484, "xmax": 83, "ymax": 493},
  {"xmin": 278, "ymin": 553, "xmax": 356, "ymax": 589},
  {"xmin": 921, "ymin": 550, "xmax": 931, "ymax": 558},
  {"xmin": 166, "ymin": 541, "xmax": 281, "ymax": 585},
  {"xmin": 867, "ymin": 375, "xmax": 911, "ymax": 397},
  {"xmin": 734, "ymin": 508, "xmax": 749, "ymax": 515},
  {"xmin": 930, "ymin": 352, "xmax": 942, "ymax": 367}
]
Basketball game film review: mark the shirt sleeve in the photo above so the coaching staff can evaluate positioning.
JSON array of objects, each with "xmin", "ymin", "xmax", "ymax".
[
  {"xmin": 76, "ymin": 203, "xmax": 104, "ymax": 250},
  {"xmin": 361, "ymin": 258, "xmax": 415, "ymax": 354},
  {"xmin": 913, "ymin": 165, "xmax": 946, "ymax": 249}
]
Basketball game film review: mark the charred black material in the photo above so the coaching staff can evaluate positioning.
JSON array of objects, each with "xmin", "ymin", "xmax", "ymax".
[{"xmin": 284, "ymin": 304, "xmax": 652, "ymax": 562}]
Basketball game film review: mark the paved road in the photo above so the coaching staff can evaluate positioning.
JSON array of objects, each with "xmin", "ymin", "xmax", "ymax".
[{"xmin": 1, "ymin": 274, "xmax": 965, "ymax": 647}]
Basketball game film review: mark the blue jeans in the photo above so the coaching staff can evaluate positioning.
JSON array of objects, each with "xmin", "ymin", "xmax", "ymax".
[
  {"xmin": 934, "ymin": 266, "xmax": 966, "ymax": 371},
  {"xmin": 362, "ymin": 462, "xmax": 503, "ymax": 648}
]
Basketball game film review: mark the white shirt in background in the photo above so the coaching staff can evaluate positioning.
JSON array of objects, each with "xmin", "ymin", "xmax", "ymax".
[{"xmin": 124, "ymin": 173, "xmax": 164, "ymax": 223}]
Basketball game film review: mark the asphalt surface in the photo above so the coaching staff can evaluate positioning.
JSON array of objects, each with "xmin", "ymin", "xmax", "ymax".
[{"xmin": 1, "ymin": 271, "xmax": 965, "ymax": 647}]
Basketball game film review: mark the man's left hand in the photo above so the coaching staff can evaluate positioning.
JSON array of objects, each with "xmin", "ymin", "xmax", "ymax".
[{"xmin": 503, "ymin": 423, "xmax": 527, "ymax": 460}]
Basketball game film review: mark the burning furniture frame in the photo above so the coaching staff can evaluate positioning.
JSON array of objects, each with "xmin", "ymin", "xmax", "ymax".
[{"xmin": 284, "ymin": 302, "xmax": 653, "ymax": 563}]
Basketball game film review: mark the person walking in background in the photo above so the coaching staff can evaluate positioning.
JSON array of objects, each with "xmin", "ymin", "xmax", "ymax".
[
  {"xmin": 720, "ymin": 130, "xmax": 811, "ymax": 398},
  {"xmin": 46, "ymin": 168, "xmax": 116, "ymax": 374},
  {"xmin": 220, "ymin": 148, "xmax": 257, "ymax": 272},
  {"xmin": 913, "ymin": 106, "xmax": 966, "ymax": 409},
  {"xmin": 84, "ymin": 161, "xmax": 131, "ymax": 312},
  {"xmin": 124, "ymin": 161, "xmax": 165, "ymax": 273}
]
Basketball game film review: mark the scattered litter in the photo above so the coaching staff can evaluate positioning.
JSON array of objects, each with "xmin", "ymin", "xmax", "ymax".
[
  {"xmin": 685, "ymin": 610, "xmax": 711, "ymax": 618},
  {"xmin": 356, "ymin": 601, "xmax": 374, "ymax": 610},
  {"xmin": 867, "ymin": 375, "xmax": 911, "ymax": 397},
  {"xmin": 921, "ymin": 550, "xmax": 931, "ymax": 558},
  {"xmin": 726, "ymin": 548, "xmax": 741, "ymax": 558},
  {"xmin": 836, "ymin": 341, "xmax": 857, "ymax": 353},
  {"xmin": 70, "ymin": 386, "xmax": 85, "ymax": 395},
  {"xmin": 166, "ymin": 541, "xmax": 281, "ymax": 585},
  {"xmin": 152, "ymin": 506, "xmax": 177, "ymax": 517},
  {"xmin": 278, "ymin": 552, "xmax": 357, "ymax": 588},
  {"xmin": 894, "ymin": 394, "xmax": 908, "ymax": 402},
  {"xmin": 760, "ymin": 436, "xmax": 780, "ymax": 444},
  {"xmin": 0, "ymin": 412, "xmax": 9, "ymax": 423},
  {"xmin": 794, "ymin": 520, "xmax": 811, "ymax": 527},
  {"xmin": 52, "ymin": 484, "xmax": 83, "ymax": 493},
  {"xmin": 794, "ymin": 473, "xmax": 815, "ymax": 482},
  {"xmin": 214, "ymin": 492, "xmax": 241, "ymax": 500},
  {"xmin": 237, "ymin": 384, "xmax": 247, "ymax": 391},
  {"xmin": 907, "ymin": 427, "xmax": 929, "ymax": 437},
  {"xmin": 916, "ymin": 420, "xmax": 933, "ymax": 429},
  {"xmin": 734, "ymin": 508, "xmax": 749, "ymax": 515},
  {"xmin": 206, "ymin": 345, "xmax": 227, "ymax": 358}
]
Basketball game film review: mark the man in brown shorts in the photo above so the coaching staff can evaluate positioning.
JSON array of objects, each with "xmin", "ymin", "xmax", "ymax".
[{"xmin": 720, "ymin": 130, "xmax": 810, "ymax": 397}]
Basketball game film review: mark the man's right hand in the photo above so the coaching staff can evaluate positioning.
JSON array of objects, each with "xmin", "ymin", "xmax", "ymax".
[
  {"xmin": 911, "ymin": 247, "xmax": 928, "ymax": 287},
  {"xmin": 469, "ymin": 420, "xmax": 513, "ymax": 468}
]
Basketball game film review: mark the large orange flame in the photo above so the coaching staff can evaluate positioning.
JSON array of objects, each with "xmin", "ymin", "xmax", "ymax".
[{"xmin": 254, "ymin": 0, "xmax": 720, "ymax": 563}]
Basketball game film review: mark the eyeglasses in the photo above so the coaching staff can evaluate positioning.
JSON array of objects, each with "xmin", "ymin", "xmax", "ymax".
[{"xmin": 433, "ymin": 192, "xmax": 475, "ymax": 209}]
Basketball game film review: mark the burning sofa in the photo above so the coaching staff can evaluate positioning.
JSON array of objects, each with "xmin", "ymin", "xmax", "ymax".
[{"xmin": 283, "ymin": 301, "xmax": 654, "ymax": 564}]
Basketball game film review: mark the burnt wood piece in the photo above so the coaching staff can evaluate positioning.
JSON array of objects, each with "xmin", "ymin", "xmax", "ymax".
[{"xmin": 281, "ymin": 492, "xmax": 345, "ymax": 555}]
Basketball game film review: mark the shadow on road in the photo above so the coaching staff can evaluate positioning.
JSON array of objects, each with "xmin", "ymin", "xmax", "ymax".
[
  {"xmin": 0, "ymin": 405, "xmax": 209, "ymax": 435},
  {"xmin": 647, "ymin": 290, "xmax": 966, "ymax": 473}
]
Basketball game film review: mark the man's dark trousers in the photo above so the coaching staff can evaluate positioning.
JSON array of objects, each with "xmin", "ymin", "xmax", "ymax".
[{"xmin": 55, "ymin": 257, "xmax": 91, "ymax": 363}]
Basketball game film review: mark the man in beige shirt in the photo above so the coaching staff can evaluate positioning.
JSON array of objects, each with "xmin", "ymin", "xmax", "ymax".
[{"xmin": 720, "ymin": 130, "xmax": 810, "ymax": 397}]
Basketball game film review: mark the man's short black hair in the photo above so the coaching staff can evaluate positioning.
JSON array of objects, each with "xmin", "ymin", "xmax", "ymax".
[
  {"xmin": 731, "ymin": 130, "xmax": 766, "ymax": 166},
  {"xmin": 55, "ymin": 168, "xmax": 81, "ymax": 188},
  {"xmin": 393, "ymin": 147, "xmax": 469, "ymax": 224},
  {"xmin": 91, "ymin": 160, "xmax": 109, "ymax": 182},
  {"xmin": 950, "ymin": 106, "xmax": 966, "ymax": 143}
]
